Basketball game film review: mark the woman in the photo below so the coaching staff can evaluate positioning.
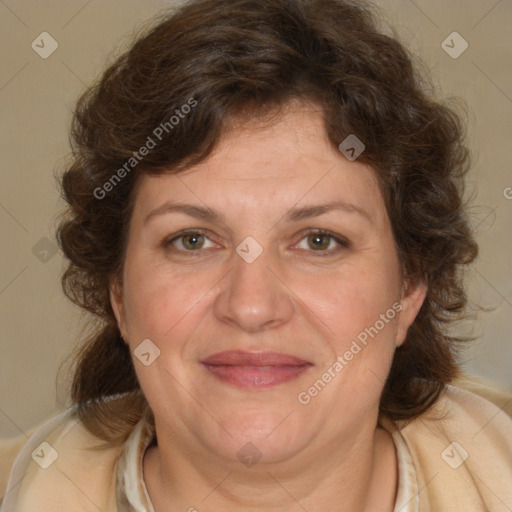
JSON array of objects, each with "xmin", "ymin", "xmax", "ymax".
[{"xmin": 1, "ymin": 0, "xmax": 511, "ymax": 510}]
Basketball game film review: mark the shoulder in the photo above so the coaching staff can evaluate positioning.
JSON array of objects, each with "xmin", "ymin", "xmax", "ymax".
[
  {"xmin": 451, "ymin": 374, "xmax": 512, "ymax": 418},
  {"xmin": 0, "ymin": 433, "xmax": 33, "ymax": 504},
  {"xmin": 386, "ymin": 379, "xmax": 512, "ymax": 511},
  {"xmin": 0, "ymin": 411, "xmax": 65, "ymax": 509},
  {"xmin": 0, "ymin": 405, "xmax": 124, "ymax": 512}
]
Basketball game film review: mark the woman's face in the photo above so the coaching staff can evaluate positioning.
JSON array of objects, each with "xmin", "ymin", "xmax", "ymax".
[{"xmin": 111, "ymin": 103, "xmax": 426, "ymax": 466}]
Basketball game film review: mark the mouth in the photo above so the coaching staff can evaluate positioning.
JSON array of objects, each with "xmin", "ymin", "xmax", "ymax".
[{"xmin": 201, "ymin": 350, "xmax": 313, "ymax": 389}]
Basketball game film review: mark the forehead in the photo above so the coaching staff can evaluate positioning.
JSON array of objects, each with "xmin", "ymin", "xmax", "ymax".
[{"xmin": 132, "ymin": 105, "xmax": 386, "ymax": 226}]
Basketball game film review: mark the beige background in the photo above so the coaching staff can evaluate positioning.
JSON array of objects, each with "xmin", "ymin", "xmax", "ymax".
[{"xmin": 1, "ymin": 0, "xmax": 511, "ymax": 438}]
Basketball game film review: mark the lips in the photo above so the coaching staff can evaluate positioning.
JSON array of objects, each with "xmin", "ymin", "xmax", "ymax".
[{"xmin": 201, "ymin": 350, "xmax": 313, "ymax": 389}]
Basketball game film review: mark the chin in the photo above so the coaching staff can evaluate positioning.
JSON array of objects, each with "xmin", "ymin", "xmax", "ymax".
[{"xmin": 202, "ymin": 408, "xmax": 314, "ymax": 466}]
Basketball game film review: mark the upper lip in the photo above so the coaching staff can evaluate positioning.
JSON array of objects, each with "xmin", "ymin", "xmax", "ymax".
[{"xmin": 201, "ymin": 350, "xmax": 312, "ymax": 366}]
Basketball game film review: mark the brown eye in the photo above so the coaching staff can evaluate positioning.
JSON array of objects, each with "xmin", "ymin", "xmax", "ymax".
[
  {"xmin": 307, "ymin": 233, "xmax": 331, "ymax": 251},
  {"xmin": 180, "ymin": 233, "xmax": 206, "ymax": 250},
  {"xmin": 165, "ymin": 230, "xmax": 216, "ymax": 252},
  {"xmin": 295, "ymin": 230, "xmax": 349, "ymax": 255}
]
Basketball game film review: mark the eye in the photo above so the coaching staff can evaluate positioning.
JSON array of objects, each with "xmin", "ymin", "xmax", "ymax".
[
  {"xmin": 163, "ymin": 228, "xmax": 349, "ymax": 256},
  {"xmin": 165, "ymin": 230, "xmax": 217, "ymax": 252},
  {"xmin": 294, "ymin": 230, "xmax": 349, "ymax": 255}
]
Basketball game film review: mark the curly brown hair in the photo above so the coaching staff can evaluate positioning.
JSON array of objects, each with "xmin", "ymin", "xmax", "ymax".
[{"xmin": 56, "ymin": 0, "xmax": 478, "ymax": 444}]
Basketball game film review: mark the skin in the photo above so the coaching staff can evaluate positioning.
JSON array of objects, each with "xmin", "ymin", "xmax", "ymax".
[{"xmin": 110, "ymin": 101, "xmax": 427, "ymax": 512}]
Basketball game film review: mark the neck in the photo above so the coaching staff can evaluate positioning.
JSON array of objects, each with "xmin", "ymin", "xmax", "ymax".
[{"xmin": 143, "ymin": 421, "xmax": 397, "ymax": 512}]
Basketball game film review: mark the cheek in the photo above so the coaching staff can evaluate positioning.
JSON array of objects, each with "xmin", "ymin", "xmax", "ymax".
[
  {"xmin": 122, "ymin": 259, "xmax": 206, "ymax": 341},
  {"xmin": 298, "ymin": 261, "xmax": 401, "ymax": 343},
  {"xmin": 298, "ymin": 265, "xmax": 400, "ymax": 410}
]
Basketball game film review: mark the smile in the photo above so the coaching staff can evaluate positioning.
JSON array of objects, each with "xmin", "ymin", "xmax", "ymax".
[{"xmin": 201, "ymin": 350, "xmax": 313, "ymax": 389}]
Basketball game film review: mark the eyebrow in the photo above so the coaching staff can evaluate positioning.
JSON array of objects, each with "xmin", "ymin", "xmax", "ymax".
[{"xmin": 143, "ymin": 200, "xmax": 371, "ymax": 226}]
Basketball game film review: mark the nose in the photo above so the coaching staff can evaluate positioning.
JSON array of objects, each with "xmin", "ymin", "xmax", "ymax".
[{"xmin": 213, "ymin": 245, "xmax": 295, "ymax": 333}]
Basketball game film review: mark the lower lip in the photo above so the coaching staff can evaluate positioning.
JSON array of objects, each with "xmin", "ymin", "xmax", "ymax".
[{"xmin": 202, "ymin": 364, "xmax": 311, "ymax": 389}]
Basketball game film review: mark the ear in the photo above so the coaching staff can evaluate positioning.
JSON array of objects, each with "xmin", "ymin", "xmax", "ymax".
[
  {"xmin": 395, "ymin": 277, "xmax": 427, "ymax": 347},
  {"xmin": 109, "ymin": 277, "xmax": 129, "ymax": 342}
]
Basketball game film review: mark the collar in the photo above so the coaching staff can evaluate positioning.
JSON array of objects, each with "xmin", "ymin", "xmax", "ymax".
[{"xmin": 116, "ymin": 414, "xmax": 418, "ymax": 512}]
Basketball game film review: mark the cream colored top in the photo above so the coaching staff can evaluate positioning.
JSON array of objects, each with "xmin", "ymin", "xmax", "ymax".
[
  {"xmin": 1, "ymin": 383, "xmax": 512, "ymax": 511},
  {"xmin": 115, "ymin": 409, "xmax": 419, "ymax": 512}
]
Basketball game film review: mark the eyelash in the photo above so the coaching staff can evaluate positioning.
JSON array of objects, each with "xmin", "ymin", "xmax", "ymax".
[{"xmin": 163, "ymin": 228, "xmax": 350, "ymax": 257}]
